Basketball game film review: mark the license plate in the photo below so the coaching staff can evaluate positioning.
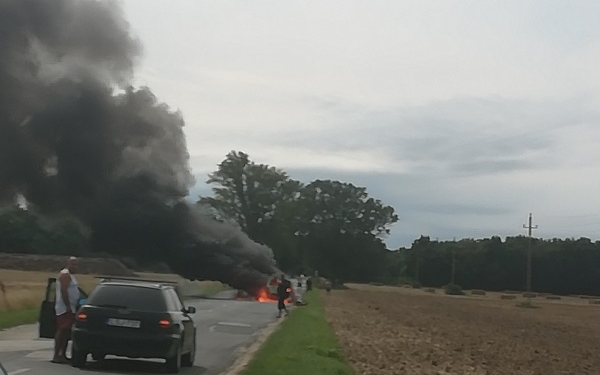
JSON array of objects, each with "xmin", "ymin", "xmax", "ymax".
[{"xmin": 107, "ymin": 318, "xmax": 141, "ymax": 328}]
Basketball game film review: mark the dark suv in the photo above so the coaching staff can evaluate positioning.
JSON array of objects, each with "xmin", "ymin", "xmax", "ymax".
[{"xmin": 70, "ymin": 277, "xmax": 197, "ymax": 373}]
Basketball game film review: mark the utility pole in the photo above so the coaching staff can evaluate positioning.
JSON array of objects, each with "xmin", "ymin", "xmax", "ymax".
[
  {"xmin": 451, "ymin": 249, "xmax": 456, "ymax": 285},
  {"xmin": 414, "ymin": 248, "xmax": 420, "ymax": 286},
  {"xmin": 451, "ymin": 237, "xmax": 457, "ymax": 285},
  {"xmin": 523, "ymin": 213, "xmax": 538, "ymax": 303}
]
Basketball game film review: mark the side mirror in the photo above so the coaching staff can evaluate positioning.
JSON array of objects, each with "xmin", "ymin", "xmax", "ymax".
[{"xmin": 185, "ymin": 306, "xmax": 196, "ymax": 314}]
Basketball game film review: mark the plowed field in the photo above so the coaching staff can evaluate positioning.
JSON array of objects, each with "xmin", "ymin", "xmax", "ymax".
[{"xmin": 323, "ymin": 286, "xmax": 600, "ymax": 375}]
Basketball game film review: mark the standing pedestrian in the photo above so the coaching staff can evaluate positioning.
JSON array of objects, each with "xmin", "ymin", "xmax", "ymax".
[
  {"xmin": 294, "ymin": 280, "xmax": 304, "ymax": 304},
  {"xmin": 52, "ymin": 256, "xmax": 80, "ymax": 364},
  {"xmin": 306, "ymin": 277, "xmax": 312, "ymax": 292},
  {"xmin": 325, "ymin": 280, "xmax": 332, "ymax": 294},
  {"xmin": 276, "ymin": 274, "xmax": 291, "ymax": 318}
]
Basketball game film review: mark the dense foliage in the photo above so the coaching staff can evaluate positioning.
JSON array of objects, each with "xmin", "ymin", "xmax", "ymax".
[
  {"xmin": 0, "ymin": 206, "xmax": 87, "ymax": 256},
  {"xmin": 396, "ymin": 235, "xmax": 600, "ymax": 296}
]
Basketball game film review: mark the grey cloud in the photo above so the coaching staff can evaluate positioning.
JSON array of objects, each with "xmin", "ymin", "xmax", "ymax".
[
  {"xmin": 403, "ymin": 202, "xmax": 513, "ymax": 217},
  {"xmin": 272, "ymin": 96, "xmax": 600, "ymax": 177}
]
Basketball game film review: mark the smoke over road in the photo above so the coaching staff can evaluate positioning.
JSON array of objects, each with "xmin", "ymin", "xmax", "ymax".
[{"xmin": 0, "ymin": 0, "xmax": 277, "ymax": 293}]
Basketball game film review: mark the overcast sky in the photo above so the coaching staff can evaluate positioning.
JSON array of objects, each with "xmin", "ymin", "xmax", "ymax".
[{"xmin": 119, "ymin": 0, "xmax": 600, "ymax": 249}]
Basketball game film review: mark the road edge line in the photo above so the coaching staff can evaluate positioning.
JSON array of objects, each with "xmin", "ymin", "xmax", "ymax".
[{"xmin": 219, "ymin": 312, "xmax": 288, "ymax": 375}]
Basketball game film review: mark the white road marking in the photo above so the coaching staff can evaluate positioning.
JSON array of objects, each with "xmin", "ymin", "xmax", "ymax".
[
  {"xmin": 217, "ymin": 322, "xmax": 252, "ymax": 327},
  {"xmin": 0, "ymin": 340, "xmax": 53, "ymax": 353},
  {"xmin": 8, "ymin": 369, "xmax": 31, "ymax": 375},
  {"xmin": 208, "ymin": 321, "xmax": 252, "ymax": 332},
  {"xmin": 25, "ymin": 350, "xmax": 52, "ymax": 359}
]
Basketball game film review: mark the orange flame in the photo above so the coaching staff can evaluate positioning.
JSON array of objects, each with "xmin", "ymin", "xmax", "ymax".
[
  {"xmin": 255, "ymin": 286, "xmax": 294, "ymax": 304},
  {"xmin": 257, "ymin": 287, "xmax": 273, "ymax": 303}
]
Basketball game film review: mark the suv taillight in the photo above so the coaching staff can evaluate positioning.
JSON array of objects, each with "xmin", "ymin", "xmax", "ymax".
[
  {"xmin": 159, "ymin": 319, "xmax": 172, "ymax": 328},
  {"xmin": 77, "ymin": 312, "xmax": 88, "ymax": 322}
]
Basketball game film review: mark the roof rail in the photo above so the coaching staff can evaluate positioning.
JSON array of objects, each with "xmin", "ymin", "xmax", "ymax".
[{"xmin": 95, "ymin": 276, "xmax": 180, "ymax": 285}]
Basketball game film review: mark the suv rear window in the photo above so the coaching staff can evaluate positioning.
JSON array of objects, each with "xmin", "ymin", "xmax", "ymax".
[{"xmin": 87, "ymin": 284, "xmax": 167, "ymax": 312}]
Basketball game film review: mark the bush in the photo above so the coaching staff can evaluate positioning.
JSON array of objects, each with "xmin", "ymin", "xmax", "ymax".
[{"xmin": 444, "ymin": 283, "xmax": 464, "ymax": 295}]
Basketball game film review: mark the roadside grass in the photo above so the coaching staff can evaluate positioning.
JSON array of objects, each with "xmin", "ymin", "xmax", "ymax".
[
  {"xmin": 241, "ymin": 291, "xmax": 356, "ymax": 375},
  {"xmin": 0, "ymin": 307, "xmax": 39, "ymax": 330}
]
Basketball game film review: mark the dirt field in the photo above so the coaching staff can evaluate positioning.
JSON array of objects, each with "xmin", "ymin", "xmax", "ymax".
[{"xmin": 323, "ymin": 285, "xmax": 600, "ymax": 375}]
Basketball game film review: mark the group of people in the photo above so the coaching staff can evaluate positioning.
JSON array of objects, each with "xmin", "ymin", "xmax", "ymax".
[{"xmin": 274, "ymin": 273, "xmax": 316, "ymax": 318}]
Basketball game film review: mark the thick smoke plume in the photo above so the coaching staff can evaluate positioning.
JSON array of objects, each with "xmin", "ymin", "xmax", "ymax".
[{"xmin": 0, "ymin": 0, "xmax": 277, "ymax": 293}]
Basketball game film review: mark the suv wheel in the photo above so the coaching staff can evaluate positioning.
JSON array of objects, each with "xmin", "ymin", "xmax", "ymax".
[
  {"xmin": 71, "ymin": 347, "xmax": 87, "ymax": 368},
  {"xmin": 165, "ymin": 342, "xmax": 181, "ymax": 373},
  {"xmin": 181, "ymin": 336, "xmax": 196, "ymax": 367}
]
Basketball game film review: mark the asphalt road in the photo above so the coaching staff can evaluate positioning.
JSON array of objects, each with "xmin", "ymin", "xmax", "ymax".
[{"xmin": 0, "ymin": 291, "xmax": 281, "ymax": 375}]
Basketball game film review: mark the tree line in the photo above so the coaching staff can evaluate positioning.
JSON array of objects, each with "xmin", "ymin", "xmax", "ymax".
[
  {"xmin": 0, "ymin": 206, "xmax": 88, "ymax": 256},
  {"xmin": 391, "ymin": 235, "xmax": 600, "ymax": 296}
]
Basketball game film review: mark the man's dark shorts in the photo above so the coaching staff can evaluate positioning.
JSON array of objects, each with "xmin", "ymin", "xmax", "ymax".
[
  {"xmin": 277, "ymin": 299, "xmax": 286, "ymax": 310},
  {"xmin": 56, "ymin": 312, "xmax": 74, "ymax": 330}
]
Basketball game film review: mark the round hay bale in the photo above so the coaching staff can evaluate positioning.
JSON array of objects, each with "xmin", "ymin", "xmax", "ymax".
[
  {"xmin": 588, "ymin": 300, "xmax": 600, "ymax": 305},
  {"xmin": 424, "ymin": 288, "xmax": 436, "ymax": 293},
  {"xmin": 500, "ymin": 295, "xmax": 517, "ymax": 300},
  {"xmin": 546, "ymin": 295, "xmax": 561, "ymax": 300},
  {"xmin": 471, "ymin": 289, "xmax": 486, "ymax": 296},
  {"xmin": 522, "ymin": 292, "xmax": 537, "ymax": 298}
]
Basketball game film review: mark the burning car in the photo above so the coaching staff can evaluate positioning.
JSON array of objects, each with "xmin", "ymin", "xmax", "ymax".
[{"xmin": 254, "ymin": 275, "xmax": 295, "ymax": 303}]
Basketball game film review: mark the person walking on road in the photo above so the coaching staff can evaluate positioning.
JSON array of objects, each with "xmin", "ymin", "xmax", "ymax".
[
  {"xmin": 277, "ymin": 274, "xmax": 291, "ymax": 318},
  {"xmin": 52, "ymin": 256, "xmax": 80, "ymax": 364}
]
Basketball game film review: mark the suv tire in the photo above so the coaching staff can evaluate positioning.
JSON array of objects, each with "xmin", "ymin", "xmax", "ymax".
[
  {"xmin": 71, "ymin": 348, "xmax": 87, "ymax": 368},
  {"xmin": 165, "ymin": 342, "xmax": 181, "ymax": 373},
  {"xmin": 181, "ymin": 335, "xmax": 196, "ymax": 367}
]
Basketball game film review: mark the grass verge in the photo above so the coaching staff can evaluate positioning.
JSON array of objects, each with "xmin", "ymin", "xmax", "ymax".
[
  {"xmin": 241, "ymin": 291, "xmax": 356, "ymax": 375},
  {"xmin": 0, "ymin": 307, "xmax": 39, "ymax": 330}
]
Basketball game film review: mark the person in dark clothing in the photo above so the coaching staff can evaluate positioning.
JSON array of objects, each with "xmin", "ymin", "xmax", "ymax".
[
  {"xmin": 306, "ymin": 277, "xmax": 312, "ymax": 292},
  {"xmin": 276, "ymin": 274, "xmax": 291, "ymax": 318}
]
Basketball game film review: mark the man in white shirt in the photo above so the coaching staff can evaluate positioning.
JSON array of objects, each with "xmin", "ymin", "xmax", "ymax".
[{"xmin": 52, "ymin": 256, "xmax": 80, "ymax": 364}]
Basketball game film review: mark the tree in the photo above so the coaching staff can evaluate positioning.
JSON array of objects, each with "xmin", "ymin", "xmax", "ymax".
[
  {"xmin": 199, "ymin": 153, "xmax": 400, "ymax": 281},
  {"xmin": 198, "ymin": 151, "xmax": 306, "ymax": 272},
  {"xmin": 297, "ymin": 180, "xmax": 398, "ymax": 237},
  {"xmin": 295, "ymin": 180, "xmax": 398, "ymax": 282},
  {"xmin": 199, "ymin": 151, "xmax": 298, "ymax": 243}
]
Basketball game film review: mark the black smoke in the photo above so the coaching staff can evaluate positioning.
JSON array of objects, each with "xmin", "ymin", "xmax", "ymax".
[{"xmin": 0, "ymin": 0, "xmax": 277, "ymax": 293}]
